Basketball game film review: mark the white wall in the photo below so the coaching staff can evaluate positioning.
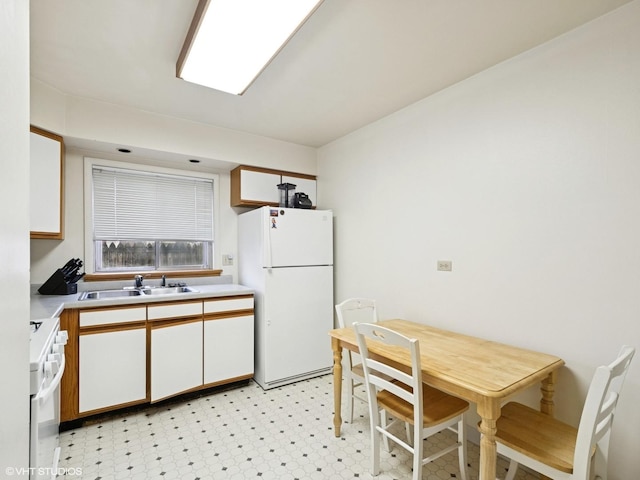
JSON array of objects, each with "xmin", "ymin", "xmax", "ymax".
[
  {"xmin": 318, "ymin": 2, "xmax": 640, "ymax": 479},
  {"xmin": 0, "ymin": 0, "xmax": 31, "ymax": 470}
]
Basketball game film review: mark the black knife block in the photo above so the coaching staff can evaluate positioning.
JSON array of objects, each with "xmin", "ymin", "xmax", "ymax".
[{"xmin": 38, "ymin": 269, "xmax": 79, "ymax": 295}]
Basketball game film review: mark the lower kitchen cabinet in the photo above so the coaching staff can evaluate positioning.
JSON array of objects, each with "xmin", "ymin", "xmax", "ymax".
[
  {"xmin": 79, "ymin": 328, "xmax": 146, "ymax": 413},
  {"xmin": 150, "ymin": 320, "xmax": 203, "ymax": 401},
  {"xmin": 204, "ymin": 315, "xmax": 254, "ymax": 385},
  {"xmin": 203, "ymin": 295, "xmax": 254, "ymax": 386},
  {"xmin": 148, "ymin": 301, "xmax": 203, "ymax": 402},
  {"xmin": 60, "ymin": 293, "xmax": 255, "ymax": 423},
  {"xmin": 78, "ymin": 306, "xmax": 147, "ymax": 415}
]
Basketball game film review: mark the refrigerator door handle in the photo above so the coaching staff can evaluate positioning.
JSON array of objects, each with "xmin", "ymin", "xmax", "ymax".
[{"xmin": 265, "ymin": 215, "xmax": 273, "ymax": 269}]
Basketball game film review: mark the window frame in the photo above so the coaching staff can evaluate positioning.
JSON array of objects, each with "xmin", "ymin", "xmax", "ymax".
[{"xmin": 84, "ymin": 157, "xmax": 220, "ymax": 276}]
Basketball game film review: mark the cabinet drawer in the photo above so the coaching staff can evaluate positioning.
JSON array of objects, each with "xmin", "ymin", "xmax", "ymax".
[
  {"xmin": 148, "ymin": 301, "xmax": 202, "ymax": 320},
  {"xmin": 204, "ymin": 296, "xmax": 253, "ymax": 314},
  {"xmin": 80, "ymin": 306, "xmax": 147, "ymax": 327}
]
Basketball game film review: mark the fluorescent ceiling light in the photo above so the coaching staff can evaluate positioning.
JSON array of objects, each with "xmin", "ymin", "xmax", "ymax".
[{"xmin": 177, "ymin": 0, "xmax": 323, "ymax": 95}]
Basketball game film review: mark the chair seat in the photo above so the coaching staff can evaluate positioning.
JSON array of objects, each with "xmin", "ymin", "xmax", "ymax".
[
  {"xmin": 378, "ymin": 382, "xmax": 469, "ymax": 427},
  {"xmin": 351, "ymin": 363, "xmax": 365, "ymax": 379},
  {"xmin": 494, "ymin": 346, "xmax": 634, "ymax": 480},
  {"xmin": 495, "ymin": 402, "xmax": 577, "ymax": 473}
]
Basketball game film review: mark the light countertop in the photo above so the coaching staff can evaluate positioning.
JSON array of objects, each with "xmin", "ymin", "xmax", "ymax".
[{"xmin": 31, "ymin": 282, "xmax": 253, "ymax": 320}]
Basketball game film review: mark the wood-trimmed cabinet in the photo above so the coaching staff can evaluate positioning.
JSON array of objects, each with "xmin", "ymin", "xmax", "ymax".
[
  {"xmin": 60, "ymin": 294, "xmax": 254, "ymax": 423},
  {"xmin": 230, "ymin": 165, "xmax": 316, "ymax": 208},
  {"xmin": 148, "ymin": 300, "xmax": 204, "ymax": 402},
  {"xmin": 30, "ymin": 125, "xmax": 64, "ymax": 239},
  {"xmin": 78, "ymin": 306, "xmax": 147, "ymax": 414},
  {"xmin": 203, "ymin": 296, "xmax": 254, "ymax": 385}
]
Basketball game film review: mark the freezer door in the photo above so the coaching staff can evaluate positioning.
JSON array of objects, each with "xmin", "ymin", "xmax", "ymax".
[
  {"xmin": 262, "ymin": 265, "xmax": 333, "ymax": 384},
  {"xmin": 264, "ymin": 207, "xmax": 333, "ymax": 267}
]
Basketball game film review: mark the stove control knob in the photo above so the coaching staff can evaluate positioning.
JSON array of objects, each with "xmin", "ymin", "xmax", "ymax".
[
  {"xmin": 56, "ymin": 330, "xmax": 68, "ymax": 345},
  {"xmin": 48, "ymin": 353, "xmax": 61, "ymax": 364},
  {"xmin": 45, "ymin": 360, "xmax": 59, "ymax": 378}
]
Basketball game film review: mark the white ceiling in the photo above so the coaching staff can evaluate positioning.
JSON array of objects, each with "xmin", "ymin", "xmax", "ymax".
[{"xmin": 30, "ymin": 0, "xmax": 632, "ymax": 148}]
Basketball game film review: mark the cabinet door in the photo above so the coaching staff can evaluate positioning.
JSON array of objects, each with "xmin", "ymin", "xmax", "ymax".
[
  {"xmin": 240, "ymin": 169, "xmax": 281, "ymax": 205},
  {"xmin": 30, "ymin": 126, "xmax": 64, "ymax": 239},
  {"xmin": 204, "ymin": 315, "xmax": 254, "ymax": 385},
  {"xmin": 150, "ymin": 320, "xmax": 203, "ymax": 401},
  {"xmin": 79, "ymin": 328, "xmax": 146, "ymax": 413}
]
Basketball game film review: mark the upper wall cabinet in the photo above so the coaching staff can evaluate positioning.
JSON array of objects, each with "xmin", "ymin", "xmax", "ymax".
[
  {"xmin": 30, "ymin": 126, "xmax": 65, "ymax": 239},
  {"xmin": 230, "ymin": 165, "xmax": 316, "ymax": 208}
]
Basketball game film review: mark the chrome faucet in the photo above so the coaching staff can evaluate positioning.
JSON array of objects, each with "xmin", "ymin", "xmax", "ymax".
[
  {"xmin": 161, "ymin": 275, "xmax": 166, "ymax": 287},
  {"xmin": 134, "ymin": 274, "xmax": 144, "ymax": 288}
]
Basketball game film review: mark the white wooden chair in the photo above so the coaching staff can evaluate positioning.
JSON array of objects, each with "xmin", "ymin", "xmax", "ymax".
[
  {"xmin": 353, "ymin": 322, "xmax": 469, "ymax": 480},
  {"xmin": 495, "ymin": 345, "xmax": 635, "ymax": 480},
  {"xmin": 335, "ymin": 298, "xmax": 378, "ymax": 423}
]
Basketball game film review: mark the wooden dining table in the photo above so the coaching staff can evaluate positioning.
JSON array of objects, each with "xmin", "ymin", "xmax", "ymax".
[{"xmin": 328, "ymin": 319, "xmax": 564, "ymax": 480}]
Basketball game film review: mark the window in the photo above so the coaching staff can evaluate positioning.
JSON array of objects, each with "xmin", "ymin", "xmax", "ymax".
[{"xmin": 86, "ymin": 159, "xmax": 216, "ymax": 273}]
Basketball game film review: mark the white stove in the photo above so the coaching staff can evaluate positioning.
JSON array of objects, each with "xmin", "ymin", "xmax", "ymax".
[{"xmin": 29, "ymin": 317, "xmax": 67, "ymax": 479}]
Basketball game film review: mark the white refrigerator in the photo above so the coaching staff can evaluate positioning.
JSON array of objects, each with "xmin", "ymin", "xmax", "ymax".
[{"xmin": 238, "ymin": 207, "xmax": 334, "ymax": 389}]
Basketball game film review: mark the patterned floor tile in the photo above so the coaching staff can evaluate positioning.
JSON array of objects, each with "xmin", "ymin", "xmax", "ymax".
[{"xmin": 57, "ymin": 375, "xmax": 539, "ymax": 480}]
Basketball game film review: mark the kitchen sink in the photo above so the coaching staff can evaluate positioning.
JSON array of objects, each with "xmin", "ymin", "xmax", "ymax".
[
  {"xmin": 141, "ymin": 286, "xmax": 199, "ymax": 295},
  {"xmin": 78, "ymin": 289, "xmax": 143, "ymax": 300},
  {"xmin": 78, "ymin": 286, "xmax": 198, "ymax": 300}
]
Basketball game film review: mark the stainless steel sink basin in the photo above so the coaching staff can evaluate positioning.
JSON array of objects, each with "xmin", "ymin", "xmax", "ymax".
[
  {"xmin": 78, "ymin": 285, "xmax": 198, "ymax": 300},
  {"xmin": 141, "ymin": 286, "xmax": 199, "ymax": 295},
  {"xmin": 78, "ymin": 289, "xmax": 143, "ymax": 300}
]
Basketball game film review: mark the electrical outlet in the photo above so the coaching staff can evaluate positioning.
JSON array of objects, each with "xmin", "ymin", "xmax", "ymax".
[
  {"xmin": 222, "ymin": 254, "xmax": 234, "ymax": 266},
  {"xmin": 437, "ymin": 260, "xmax": 452, "ymax": 272}
]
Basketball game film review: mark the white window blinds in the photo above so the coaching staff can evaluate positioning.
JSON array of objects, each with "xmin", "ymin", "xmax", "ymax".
[{"xmin": 92, "ymin": 166, "xmax": 214, "ymax": 241}]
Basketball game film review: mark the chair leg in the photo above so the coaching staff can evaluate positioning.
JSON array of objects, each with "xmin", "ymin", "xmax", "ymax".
[
  {"xmin": 504, "ymin": 460, "xmax": 518, "ymax": 480},
  {"xmin": 370, "ymin": 409, "xmax": 381, "ymax": 475},
  {"xmin": 405, "ymin": 422, "xmax": 413, "ymax": 446},
  {"xmin": 412, "ymin": 423, "xmax": 423, "ymax": 480},
  {"xmin": 345, "ymin": 377, "xmax": 354, "ymax": 423},
  {"xmin": 592, "ymin": 445, "xmax": 608, "ymax": 480},
  {"xmin": 381, "ymin": 410, "xmax": 391, "ymax": 452},
  {"xmin": 456, "ymin": 418, "xmax": 468, "ymax": 480}
]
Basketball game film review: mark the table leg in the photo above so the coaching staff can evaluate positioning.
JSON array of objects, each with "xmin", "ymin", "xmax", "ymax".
[
  {"xmin": 332, "ymin": 337, "xmax": 343, "ymax": 437},
  {"xmin": 539, "ymin": 371, "xmax": 558, "ymax": 480},
  {"xmin": 477, "ymin": 398, "xmax": 500, "ymax": 480},
  {"xmin": 540, "ymin": 370, "xmax": 557, "ymax": 415}
]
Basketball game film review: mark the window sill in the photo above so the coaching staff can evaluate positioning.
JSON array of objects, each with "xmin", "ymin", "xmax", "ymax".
[{"xmin": 84, "ymin": 269, "xmax": 223, "ymax": 283}]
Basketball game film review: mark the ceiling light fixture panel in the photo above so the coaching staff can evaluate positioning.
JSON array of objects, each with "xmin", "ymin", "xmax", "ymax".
[{"xmin": 177, "ymin": 0, "xmax": 323, "ymax": 95}]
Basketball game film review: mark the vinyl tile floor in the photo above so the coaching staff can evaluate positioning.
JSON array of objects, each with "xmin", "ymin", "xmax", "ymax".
[{"xmin": 57, "ymin": 375, "xmax": 539, "ymax": 480}]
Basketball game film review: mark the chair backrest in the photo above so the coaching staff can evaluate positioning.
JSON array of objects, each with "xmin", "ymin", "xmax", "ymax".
[
  {"xmin": 335, "ymin": 298, "xmax": 378, "ymax": 328},
  {"xmin": 353, "ymin": 322, "xmax": 423, "ymax": 423},
  {"xmin": 573, "ymin": 345, "xmax": 635, "ymax": 479}
]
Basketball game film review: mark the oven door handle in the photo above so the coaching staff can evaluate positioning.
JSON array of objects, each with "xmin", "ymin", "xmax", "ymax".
[{"xmin": 35, "ymin": 354, "xmax": 65, "ymax": 405}]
